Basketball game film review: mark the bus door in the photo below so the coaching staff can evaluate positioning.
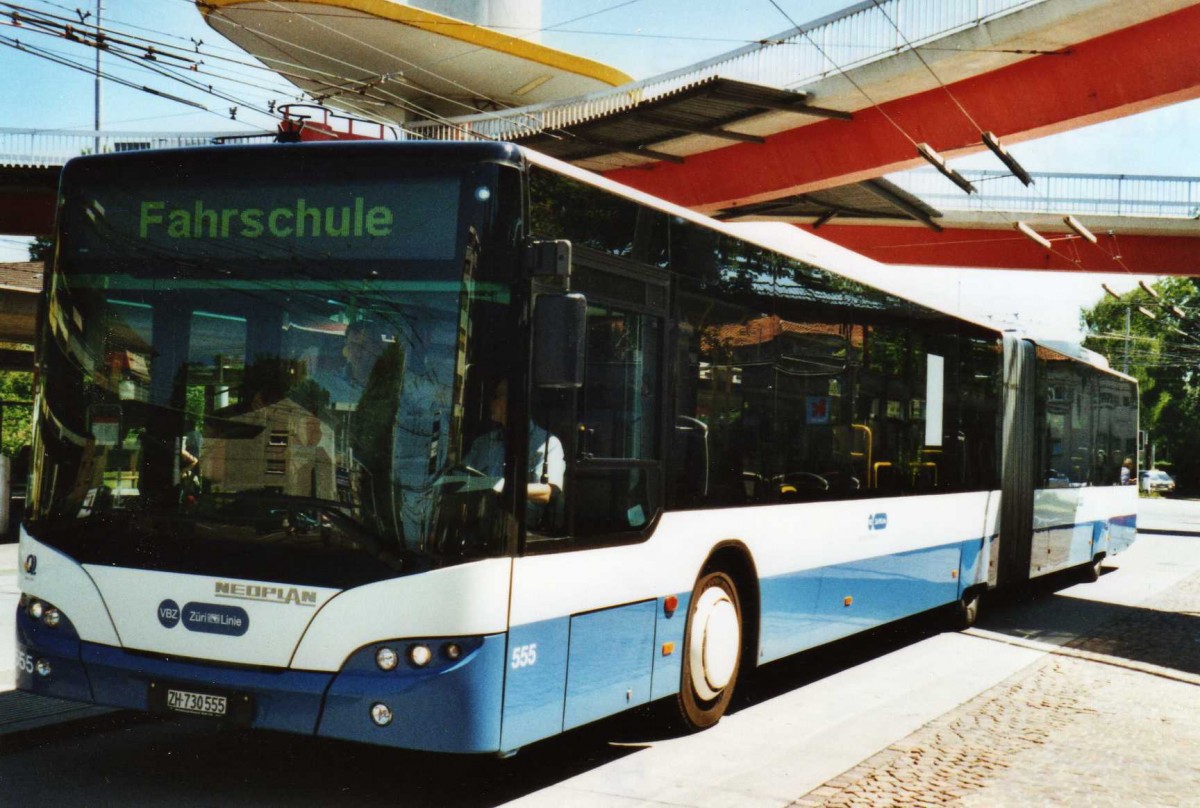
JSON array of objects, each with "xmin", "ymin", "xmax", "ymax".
[{"xmin": 501, "ymin": 247, "xmax": 669, "ymax": 750}]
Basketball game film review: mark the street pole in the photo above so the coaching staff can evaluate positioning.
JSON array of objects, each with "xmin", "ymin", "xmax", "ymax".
[
  {"xmin": 1124, "ymin": 304, "xmax": 1130, "ymax": 375},
  {"xmin": 93, "ymin": 0, "xmax": 103, "ymax": 155}
]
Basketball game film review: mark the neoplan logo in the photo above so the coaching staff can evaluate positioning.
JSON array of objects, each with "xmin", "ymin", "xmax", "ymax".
[{"xmin": 214, "ymin": 581, "xmax": 318, "ymax": 607}]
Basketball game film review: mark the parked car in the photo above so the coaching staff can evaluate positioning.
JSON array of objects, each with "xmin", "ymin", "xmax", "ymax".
[{"xmin": 1139, "ymin": 468, "xmax": 1176, "ymax": 494}]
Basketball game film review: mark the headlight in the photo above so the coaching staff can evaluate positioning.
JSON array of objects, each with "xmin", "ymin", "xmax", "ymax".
[
  {"xmin": 408, "ymin": 644, "xmax": 432, "ymax": 667},
  {"xmin": 370, "ymin": 703, "xmax": 393, "ymax": 726},
  {"xmin": 23, "ymin": 598, "xmax": 70, "ymax": 631},
  {"xmin": 375, "ymin": 647, "xmax": 398, "ymax": 672},
  {"xmin": 442, "ymin": 642, "xmax": 462, "ymax": 661}
]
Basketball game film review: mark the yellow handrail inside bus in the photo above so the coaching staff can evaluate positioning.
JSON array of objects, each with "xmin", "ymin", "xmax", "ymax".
[{"xmin": 851, "ymin": 424, "xmax": 872, "ymax": 486}]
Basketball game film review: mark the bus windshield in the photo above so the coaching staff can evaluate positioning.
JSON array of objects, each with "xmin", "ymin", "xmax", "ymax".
[{"xmin": 27, "ymin": 150, "xmax": 519, "ymax": 588}]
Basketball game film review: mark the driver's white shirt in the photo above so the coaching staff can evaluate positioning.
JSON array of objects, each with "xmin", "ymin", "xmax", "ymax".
[{"xmin": 464, "ymin": 421, "xmax": 565, "ymax": 489}]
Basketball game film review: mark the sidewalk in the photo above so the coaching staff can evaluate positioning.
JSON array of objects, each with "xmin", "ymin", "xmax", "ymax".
[
  {"xmin": 792, "ymin": 554, "xmax": 1200, "ymax": 806},
  {"xmin": 1, "ymin": 542, "xmax": 18, "ymax": 692}
]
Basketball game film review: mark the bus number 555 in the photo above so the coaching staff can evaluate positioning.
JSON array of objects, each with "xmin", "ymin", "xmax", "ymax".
[{"xmin": 510, "ymin": 644, "xmax": 537, "ymax": 669}]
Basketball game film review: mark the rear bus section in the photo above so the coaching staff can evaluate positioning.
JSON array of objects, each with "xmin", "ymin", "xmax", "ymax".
[{"xmin": 994, "ymin": 337, "xmax": 1139, "ymax": 591}]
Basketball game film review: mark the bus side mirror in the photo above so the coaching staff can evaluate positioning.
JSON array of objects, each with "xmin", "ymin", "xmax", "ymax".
[
  {"xmin": 534, "ymin": 293, "xmax": 586, "ymax": 389},
  {"xmin": 523, "ymin": 240, "xmax": 572, "ymax": 278}
]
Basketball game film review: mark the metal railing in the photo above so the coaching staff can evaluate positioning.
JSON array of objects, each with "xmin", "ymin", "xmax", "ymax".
[
  {"xmin": 404, "ymin": 0, "xmax": 1047, "ymax": 142},
  {"xmin": 0, "ymin": 128, "xmax": 269, "ymax": 169},
  {"xmin": 890, "ymin": 169, "xmax": 1200, "ymax": 218}
]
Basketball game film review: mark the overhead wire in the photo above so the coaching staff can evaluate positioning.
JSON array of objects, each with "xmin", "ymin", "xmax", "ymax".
[
  {"xmin": 758, "ymin": 0, "xmax": 1185, "ymax": 351},
  {"xmin": 175, "ymin": 0, "xmax": 1068, "ymax": 56},
  {"xmin": 4, "ymin": 0, "xmax": 1177, "ymax": 298},
  {"xmin": 766, "ymin": 0, "xmax": 919, "ymax": 150},
  {"xmin": 10, "ymin": 1, "xmax": 304, "ymax": 105},
  {"xmin": 868, "ymin": 0, "xmax": 985, "ymax": 133},
  {"xmin": 1, "ymin": 2, "xmax": 293, "ymax": 125},
  {"xmin": 423, "ymin": 0, "xmax": 646, "ymax": 70},
  {"xmin": 199, "ymin": 12, "xmax": 471, "ymax": 135},
  {"xmin": 201, "ymin": 0, "xmax": 540, "ymax": 137},
  {"xmin": 770, "ymin": 0, "xmax": 1143, "ymax": 288},
  {"xmin": 866, "ymin": 0, "xmax": 1145, "ymax": 281},
  {"xmin": 3, "ymin": 0, "xmax": 458, "ymax": 135},
  {"xmin": 0, "ymin": 32, "xmax": 209, "ymax": 111},
  {"xmin": 3, "ymin": 0, "xmax": 416, "ymax": 130},
  {"xmin": 185, "ymin": 3, "xmax": 453, "ymax": 126},
  {"xmin": 2, "ymin": 2, "xmax": 298, "ymax": 88},
  {"xmin": 201, "ymin": 0, "xmax": 635, "ymax": 147},
  {"xmin": 257, "ymin": 0, "xmax": 549, "ymax": 126}
]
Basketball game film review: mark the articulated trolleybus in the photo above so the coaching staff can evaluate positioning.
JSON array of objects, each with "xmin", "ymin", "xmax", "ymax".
[{"xmin": 17, "ymin": 142, "xmax": 1137, "ymax": 754}]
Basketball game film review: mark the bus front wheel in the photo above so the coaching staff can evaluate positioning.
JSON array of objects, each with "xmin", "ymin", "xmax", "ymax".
[{"xmin": 676, "ymin": 570, "xmax": 742, "ymax": 731}]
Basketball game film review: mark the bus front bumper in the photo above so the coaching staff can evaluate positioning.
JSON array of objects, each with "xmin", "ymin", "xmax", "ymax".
[{"xmin": 16, "ymin": 606, "xmax": 507, "ymax": 753}]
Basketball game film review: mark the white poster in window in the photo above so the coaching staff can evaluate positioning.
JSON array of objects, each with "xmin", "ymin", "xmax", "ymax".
[{"xmin": 925, "ymin": 354, "xmax": 944, "ymax": 446}]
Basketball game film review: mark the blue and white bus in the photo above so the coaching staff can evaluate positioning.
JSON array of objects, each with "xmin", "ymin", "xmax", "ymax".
[{"xmin": 16, "ymin": 141, "xmax": 1137, "ymax": 754}]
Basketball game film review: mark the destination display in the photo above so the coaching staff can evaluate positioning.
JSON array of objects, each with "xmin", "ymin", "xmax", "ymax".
[{"xmin": 66, "ymin": 177, "xmax": 464, "ymax": 264}]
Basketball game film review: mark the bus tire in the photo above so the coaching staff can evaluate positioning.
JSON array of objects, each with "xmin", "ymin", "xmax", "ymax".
[
  {"xmin": 950, "ymin": 589, "xmax": 981, "ymax": 631},
  {"xmin": 676, "ymin": 570, "xmax": 742, "ymax": 731}
]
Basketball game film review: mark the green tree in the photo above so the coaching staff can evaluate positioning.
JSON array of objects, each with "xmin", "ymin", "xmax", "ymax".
[
  {"xmin": 1082, "ymin": 277, "xmax": 1200, "ymax": 491},
  {"xmin": 0, "ymin": 367, "xmax": 33, "ymax": 457}
]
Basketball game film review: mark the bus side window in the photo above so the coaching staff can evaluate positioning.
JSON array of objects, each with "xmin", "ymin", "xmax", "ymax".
[{"xmin": 570, "ymin": 303, "xmax": 663, "ymax": 540}]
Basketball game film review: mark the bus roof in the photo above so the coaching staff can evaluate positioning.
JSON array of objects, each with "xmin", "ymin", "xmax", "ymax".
[{"xmin": 61, "ymin": 140, "xmax": 527, "ymax": 179}]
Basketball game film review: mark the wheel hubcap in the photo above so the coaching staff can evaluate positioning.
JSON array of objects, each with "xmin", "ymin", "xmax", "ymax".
[{"xmin": 689, "ymin": 585, "xmax": 740, "ymax": 701}]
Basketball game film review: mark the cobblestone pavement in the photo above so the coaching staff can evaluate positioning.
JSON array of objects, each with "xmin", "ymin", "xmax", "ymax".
[{"xmin": 791, "ymin": 571, "xmax": 1200, "ymax": 807}]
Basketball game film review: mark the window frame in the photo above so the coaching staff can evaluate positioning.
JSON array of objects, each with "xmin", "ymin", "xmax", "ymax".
[{"xmin": 524, "ymin": 247, "xmax": 670, "ymax": 553}]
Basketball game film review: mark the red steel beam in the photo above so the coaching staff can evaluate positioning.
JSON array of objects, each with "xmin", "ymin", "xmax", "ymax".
[
  {"xmin": 807, "ymin": 224, "xmax": 1200, "ymax": 275},
  {"xmin": 605, "ymin": 5, "xmax": 1200, "ymax": 212},
  {"xmin": 0, "ymin": 167, "xmax": 59, "ymax": 237},
  {"xmin": 0, "ymin": 196, "xmax": 56, "ymax": 237}
]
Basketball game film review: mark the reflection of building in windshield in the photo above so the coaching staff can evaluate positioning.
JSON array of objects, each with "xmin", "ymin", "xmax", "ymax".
[
  {"xmin": 201, "ymin": 395, "xmax": 336, "ymax": 500},
  {"xmin": 675, "ymin": 297, "xmax": 1001, "ymax": 505}
]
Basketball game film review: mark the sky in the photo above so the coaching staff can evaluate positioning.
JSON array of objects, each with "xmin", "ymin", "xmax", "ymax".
[{"xmin": 3, "ymin": 0, "xmax": 1196, "ymax": 338}]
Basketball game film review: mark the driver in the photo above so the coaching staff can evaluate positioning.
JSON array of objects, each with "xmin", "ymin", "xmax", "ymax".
[{"xmin": 464, "ymin": 378, "xmax": 564, "ymax": 523}]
